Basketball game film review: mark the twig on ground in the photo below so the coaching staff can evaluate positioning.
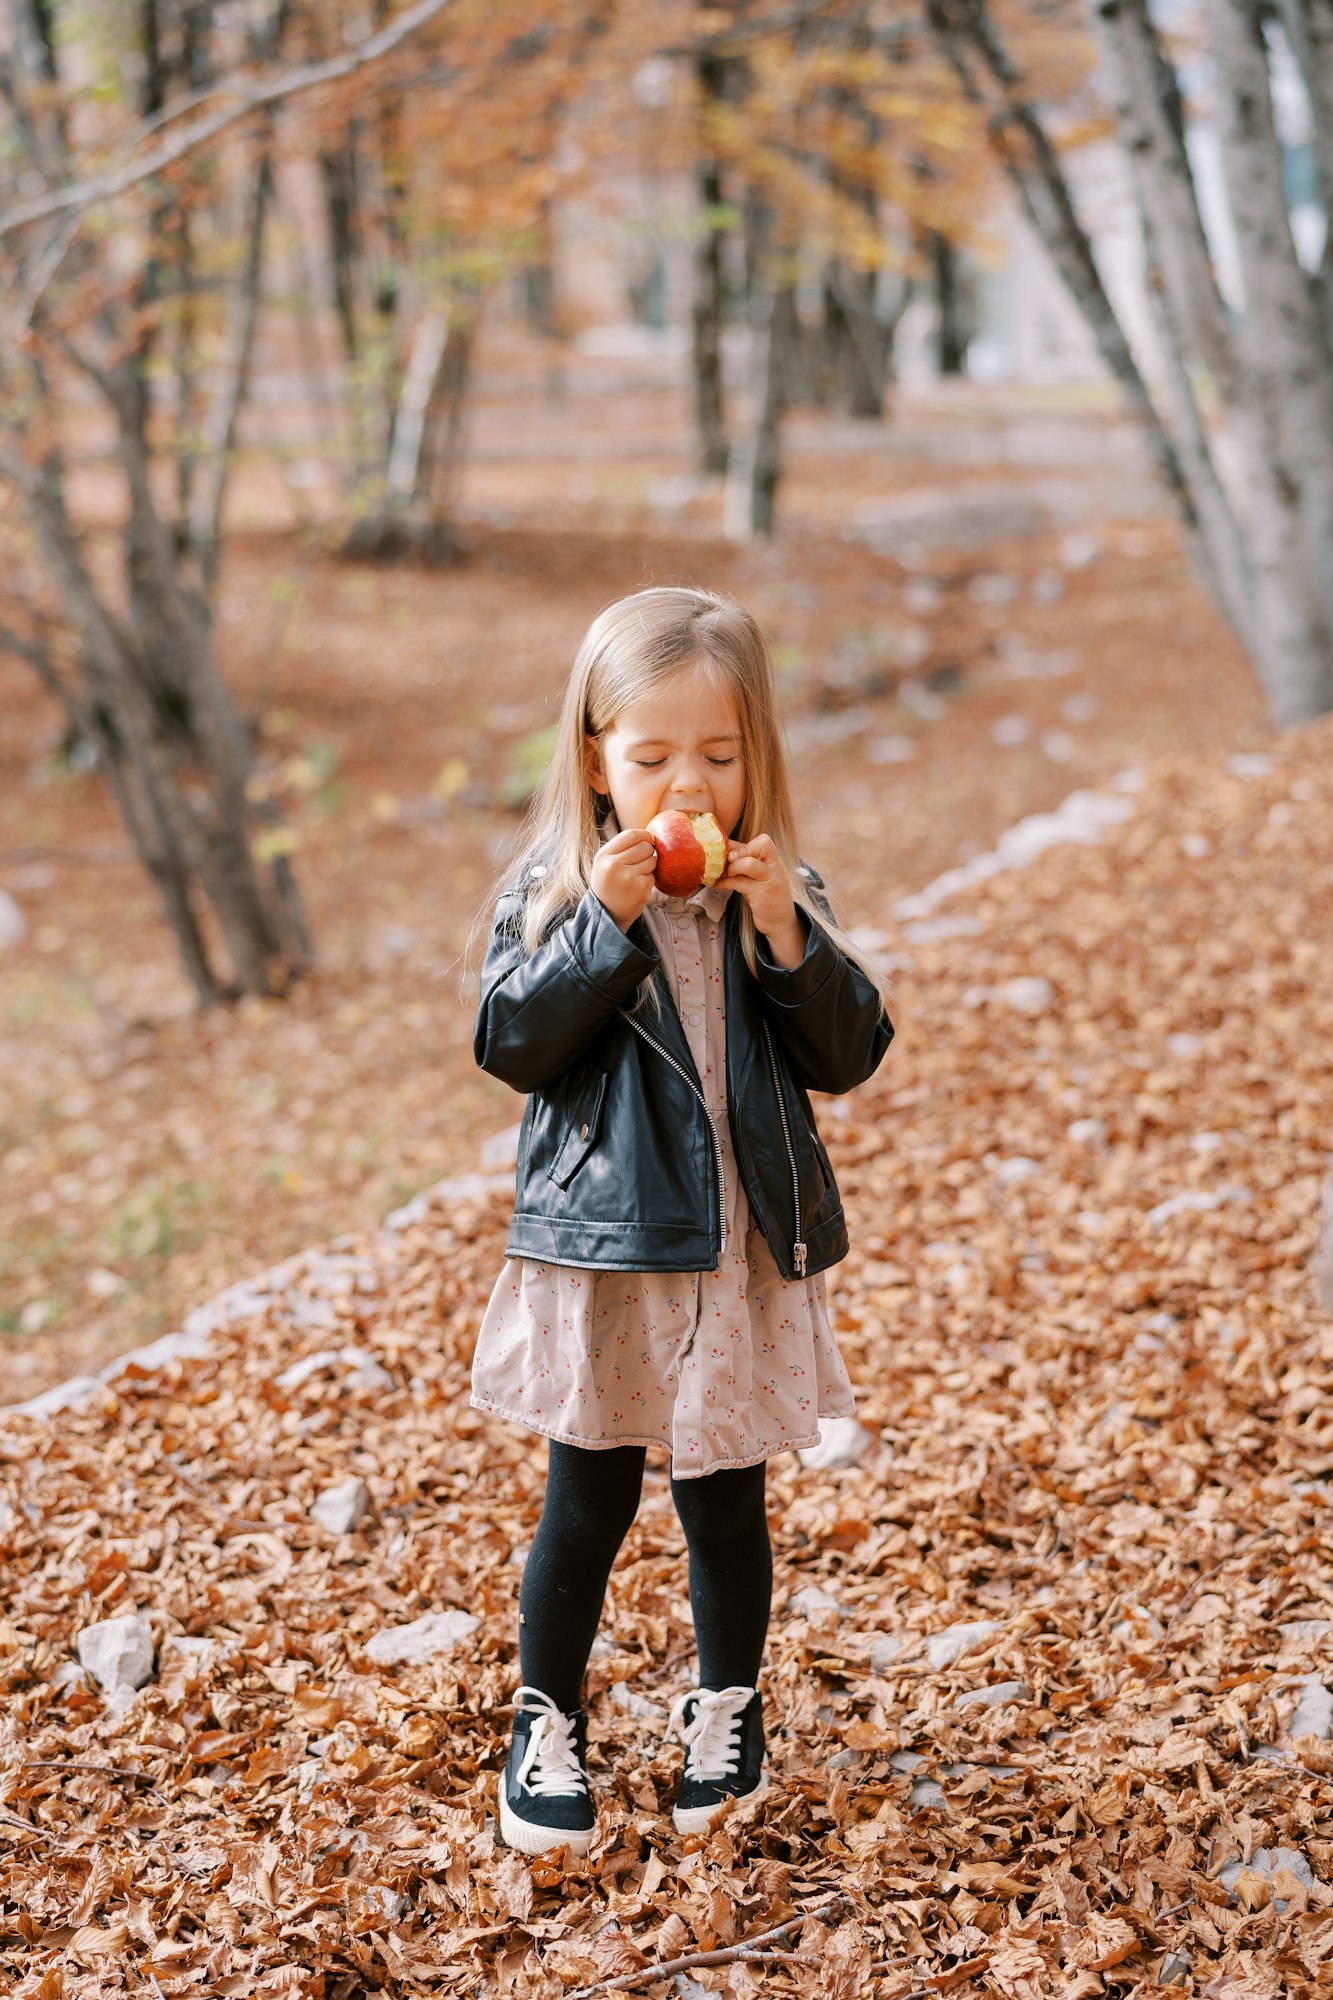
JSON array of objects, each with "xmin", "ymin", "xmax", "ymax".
[{"xmin": 562, "ymin": 1893, "xmax": 846, "ymax": 1999}]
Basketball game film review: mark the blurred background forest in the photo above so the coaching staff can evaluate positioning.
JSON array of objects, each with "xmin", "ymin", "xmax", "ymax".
[{"xmin": 3, "ymin": 0, "xmax": 1332, "ymax": 1406}]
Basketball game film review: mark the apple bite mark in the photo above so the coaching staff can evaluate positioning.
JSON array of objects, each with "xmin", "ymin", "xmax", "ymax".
[{"xmin": 647, "ymin": 810, "xmax": 730, "ymax": 897}]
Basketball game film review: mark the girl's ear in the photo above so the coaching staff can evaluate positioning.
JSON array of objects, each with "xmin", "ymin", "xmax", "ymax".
[{"xmin": 585, "ymin": 733, "xmax": 610, "ymax": 795}]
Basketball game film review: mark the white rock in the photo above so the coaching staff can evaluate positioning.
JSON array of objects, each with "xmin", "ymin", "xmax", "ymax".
[
  {"xmin": 275, "ymin": 1347, "xmax": 394, "ymax": 1394},
  {"xmin": 893, "ymin": 785, "xmax": 1136, "ymax": 923},
  {"xmin": 994, "ymin": 1156, "xmax": 1040, "ymax": 1189},
  {"xmin": 1145, "ymin": 1185, "xmax": 1252, "ymax": 1229},
  {"xmin": 1228, "ymin": 751, "xmax": 1273, "ymax": 779},
  {"xmin": 926, "ymin": 1620, "xmax": 1003, "ymax": 1671},
  {"xmin": 797, "ymin": 1417, "xmax": 873, "ymax": 1470},
  {"xmin": 609, "ymin": 1680, "xmax": 666, "ymax": 1720},
  {"xmin": 1041, "ymin": 730, "xmax": 1075, "ymax": 763},
  {"xmin": 0, "ymin": 1497, "xmax": 12, "ymax": 1535},
  {"xmin": 310, "ymin": 1477, "xmax": 369, "ymax": 1535},
  {"xmin": 9, "ymin": 1374, "xmax": 108, "ymax": 1421},
  {"xmin": 1166, "ymin": 1032, "xmax": 1203, "ymax": 1060},
  {"xmin": 1111, "ymin": 766, "xmax": 1145, "ymax": 792},
  {"xmin": 1279, "ymin": 1621, "xmax": 1332, "ymax": 1642},
  {"xmin": 865, "ymin": 734, "xmax": 916, "ymax": 765},
  {"xmin": 364, "ymin": 1610, "xmax": 480, "ymax": 1666},
  {"xmin": 1060, "ymin": 530, "xmax": 1099, "ymax": 570},
  {"xmin": 1002, "ymin": 977, "xmax": 1053, "ymax": 1016},
  {"xmin": 956, "ymin": 1679, "xmax": 1030, "ymax": 1708},
  {"xmin": 789, "ymin": 1585, "xmax": 844, "ymax": 1622},
  {"xmin": 1218, "ymin": 1847, "xmax": 1314, "ymax": 1908},
  {"xmin": 1061, "ymin": 692, "xmax": 1096, "ymax": 723},
  {"xmin": 1067, "ymin": 1117, "xmax": 1106, "ymax": 1147},
  {"xmin": 1190, "ymin": 1131, "xmax": 1224, "ymax": 1154},
  {"xmin": 1287, "ymin": 1675, "xmax": 1333, "ymax": 1740},
  {"xmin": 869, "ymin": 1634, "xmax": 906, "ymax": 1674},
  {"xmin": 383, "ymin": 1171, "xmax": 512, "ymax": 1231},
  {"xmin": 480, "ymin": 1123, "xmax": 523, "ymax": 1172},
  {"xmin": 77, "ymin": 1612, "xmax": 155, "ymax": 1713},
  {"xmin": 0, "ymin": 890, "xmax": 27, "ymax": 949},
  {"xmin": 1181, "ymin": 833, "xmax": 1211, "ymax": 859},
  {"xmin": 993, "ymin": 715, "xmax": 1030, "ymax": 747},
  {"xmin": 900, "ymin": 913, "xmax": 983, "ymax": 944}
]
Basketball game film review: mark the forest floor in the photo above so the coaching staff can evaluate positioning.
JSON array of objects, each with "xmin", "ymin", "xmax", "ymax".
[
  {"xmin": 3, "ymin": 349, "xmax": 1331, "ymax": 1995},
  {"xmin": 1, "ymin": 618, "xmax": 1331, "ymax": 1992},
  {"xmin": 0, "ymin": 355, "xmax": 1268, "ymax": 1408}
]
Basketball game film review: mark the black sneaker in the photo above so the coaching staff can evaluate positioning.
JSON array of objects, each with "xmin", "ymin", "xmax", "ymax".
[
  {"xmin": 497, "ymin": 1686, "xmax": 596, "ymax": 1856},
  {"xmin": 668, "ymin": 1684, "xmax": 768, "ymax": 1834}
]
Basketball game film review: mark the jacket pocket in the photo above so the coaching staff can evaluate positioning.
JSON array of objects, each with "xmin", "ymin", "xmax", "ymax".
[{"xmin": 547, "ymin": 1069, "xmax": 609, "ymax": 1189}]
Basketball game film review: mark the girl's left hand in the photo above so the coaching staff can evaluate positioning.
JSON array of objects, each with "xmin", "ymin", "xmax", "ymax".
[{"xmin": 722, "ymin": 836, "xmax": 805, "ymax": 965}]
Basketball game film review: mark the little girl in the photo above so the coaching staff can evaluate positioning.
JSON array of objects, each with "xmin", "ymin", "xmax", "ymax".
[{"xmin": 471, "ymin": 585, "xmax": 893, "ymax": 1854}]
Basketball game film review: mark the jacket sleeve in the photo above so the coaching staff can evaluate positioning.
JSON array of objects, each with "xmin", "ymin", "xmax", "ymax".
[
  {"xmin": 752, "ymin": 863, "xmax": 894, "ymax": 1095},
  {"xmin": 474, "ymin": 885, "xmax": 659, "ymax": 1093}
]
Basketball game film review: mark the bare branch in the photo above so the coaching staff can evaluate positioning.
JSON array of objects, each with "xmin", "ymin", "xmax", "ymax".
[
  {"xmin": 0, "ymin": 0, "xmax": 455, "ymax": 242},
  {"xmin": 563, "ymin": 1894, "xmax": 846, "ymax": 2000}
]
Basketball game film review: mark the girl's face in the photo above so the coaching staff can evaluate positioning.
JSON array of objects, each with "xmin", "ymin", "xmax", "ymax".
[{"xmin": 585, "ymin": 664, "xmax": 747, "ymax": 837}]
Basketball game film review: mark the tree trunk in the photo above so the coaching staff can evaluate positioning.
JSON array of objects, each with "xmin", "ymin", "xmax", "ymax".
[
  {"xmin": 691, "ymin": 52, "xmax": 732, "ymax": 475},
  {"xmin": 932, "ymin": 233, "xmax": 968, "ymax": 375},
  {"xmin": 925, "ymin": 0, "xmax": 1333, "ymax": 726},
  {"xmin": 725, "ymin": 256, "xmax": 794, "ymax": 540}
]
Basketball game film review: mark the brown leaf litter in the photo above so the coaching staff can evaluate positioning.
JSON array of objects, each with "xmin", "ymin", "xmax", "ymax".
[{"xmin": 3, "ymin": 722, "xmax": 1332, "ymax": 1995}]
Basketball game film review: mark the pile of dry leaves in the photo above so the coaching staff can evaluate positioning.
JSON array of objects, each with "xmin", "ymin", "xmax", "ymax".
[{"xmin": 2, "ymin": 722, "xmax": 1332, "ymax": 1998}]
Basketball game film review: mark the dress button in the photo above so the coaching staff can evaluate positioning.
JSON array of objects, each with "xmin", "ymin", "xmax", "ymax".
[{"xmin": 688, "ymin": 1012, "xmax": 702, "ymax": 1027}]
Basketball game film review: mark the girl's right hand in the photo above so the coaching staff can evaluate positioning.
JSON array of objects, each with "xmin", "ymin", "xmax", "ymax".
[{"xmin": 591, "ymin": 828, "xmax": 658, "ymax": 931}]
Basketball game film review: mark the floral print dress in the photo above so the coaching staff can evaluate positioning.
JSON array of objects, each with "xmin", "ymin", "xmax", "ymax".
[{"xmin": 469, "ymin": 880, "xmax": 857, "ymax": 1478}]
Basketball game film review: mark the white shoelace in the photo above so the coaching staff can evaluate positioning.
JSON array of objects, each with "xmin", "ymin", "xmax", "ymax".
[
  {"xmin": 512, "ymin": 1686, "xmax": 588, "ymax": 1798},
  {"xmin": 668, "ymin": 1684, "xmax": 755, "ymax": 1782}
]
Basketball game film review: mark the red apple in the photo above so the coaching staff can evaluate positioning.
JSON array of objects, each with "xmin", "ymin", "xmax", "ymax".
[{"xmin": 647, "ymin": 810, "xmax": 730, "ymax": 896}]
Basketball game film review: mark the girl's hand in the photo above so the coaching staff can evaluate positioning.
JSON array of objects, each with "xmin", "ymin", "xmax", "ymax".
[
  {"xmin": 722, "ymin": 835, "xmax": 806, "ymax": 967},
  {"xmin": 590, "ymin": 828, "xmax": 658, "ymax": 931}
]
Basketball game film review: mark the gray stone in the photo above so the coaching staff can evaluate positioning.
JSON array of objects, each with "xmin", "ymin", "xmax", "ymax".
[
  {"xmin": 926, "ymin": 1620, "xmax": 1004, "ymax": 1671},
  {"xmin": 310, "ymin": 1477, "xmax": 369, "ymax": 1536},
  {"xmin": 0, "ymin": 1497, "xmax": 12, "ymax": 1536},
  {"xmin": 797, "ymin": 1417, "xmax": 873, "ymax": 1471},
  {"xmin": 77, "ymin": 1611, "xmax": 155, "ymax": 1714},
  {"xmin": 1279, "ymin": 1620, "xmax": 1332, "ymax": 1643},
  {"xmin": 994, "ymin": 1156, "xmax": 1040, "ymax": 1189},
  {"xmin": 908, "ymin": 1776, "xmax": 947, "ymax": 1809},
  {"xmin": 1287, "ymin": 1675, "xmax": 1333, "ymax": 1740},
  {"xmin": 1218, "ymin": 1847, "xmax": 1314, "ymax": 1911},
  {"xmin": 480, "ymin": 1123, "xmax": 523, "ymax": 1172},
  {"xmin": 364, "ymin": 1610, "xmax": 480, "ymax": 1666},
  {"xmin": 10, "ymin": 1374, "xmax": 108, "ymax": 1421},
  {"xmin": 275, "ymin": 1347, "xmax": 393, "ymax": 1395},
  {"xmin": 1067, "ymin": 1117, "xmax": 1106, "ymax": 1147},
  {"xmin": 789, "ymin": 1584, "xmax": 843, "ymax": 1622},
  {"xmin": 1159, "ymin": 1951, "xmax": 1191, "ymax": 1985},
  {"xmin": 1001, "ymin": 977, "xmax": 1052, "ymax": 1016},
  {"xmin": 1144, "ymin": 1185, "xmax": 1252, "ymax": 1229},
  {"xmin": 870, "ymin": 1634, "xmax": 907, "ymax": 1674},
  {"xmin": 0, "ymin": 890, "xmax": 27, "ymax": 949},
  {"xmin": 956, "ymin": 1679, "xmax": 1031, "ymax": 1709}
]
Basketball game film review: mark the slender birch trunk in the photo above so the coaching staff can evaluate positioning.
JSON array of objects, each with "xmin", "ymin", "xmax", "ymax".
[{"xmin": 925, "ymin": 0, "xmax": 1333, "ymax": 726}]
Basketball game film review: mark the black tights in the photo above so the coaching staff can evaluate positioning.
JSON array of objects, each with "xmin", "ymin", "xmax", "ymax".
[{"xmin": 518, "ymin": 1441, "xmax": 772, "ymax": 1712}]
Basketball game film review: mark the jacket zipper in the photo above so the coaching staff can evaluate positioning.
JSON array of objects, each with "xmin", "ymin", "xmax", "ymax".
[
  {"xmin": 761, "ymin": 1020, "xmax": 807, "ymax": 1276},
  {"xmin": 623, "ymin": 1014, "xmax": 728, "ymax": 1261}
]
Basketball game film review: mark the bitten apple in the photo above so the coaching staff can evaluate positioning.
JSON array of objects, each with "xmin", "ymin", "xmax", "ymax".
[{"xmin": 647, "ymin": 810, "xmax": 730, "ymax": 896}]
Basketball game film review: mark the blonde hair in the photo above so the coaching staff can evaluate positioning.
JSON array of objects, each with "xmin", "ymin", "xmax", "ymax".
[{"xmin": 481, "ymin": 585, "xmax": 892, "ymax": 1012}]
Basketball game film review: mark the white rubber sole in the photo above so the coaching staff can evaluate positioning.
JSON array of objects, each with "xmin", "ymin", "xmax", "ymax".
[
  {"xmin": 497, "ymin": 1772, "xmax": 596, "ymax": 1856},
  {"xmin": 672, "ymin": 1765, "xmax": 769, "ymax": 1836}
]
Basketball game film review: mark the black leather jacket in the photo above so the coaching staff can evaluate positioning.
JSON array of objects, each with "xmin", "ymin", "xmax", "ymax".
[{"xmin": 473, "ymin": 861, "xmax": 893, "ymax": 1281}]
